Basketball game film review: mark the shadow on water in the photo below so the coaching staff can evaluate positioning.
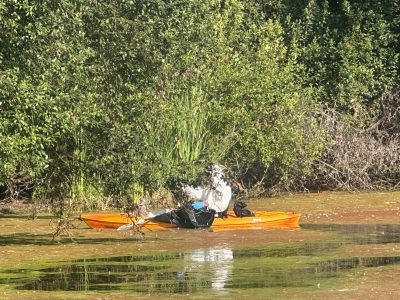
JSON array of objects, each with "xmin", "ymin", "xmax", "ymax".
[
  {"xmin": 0, "ymin": 214, "xmax": 54, "ymax": 220},
  {"xmin": 1, "ymin": 223, "xmax": 400, "ymax": 294},
  {"xmin": 0, "ymin": 233, "xmax": 161, "ymax": 246}
]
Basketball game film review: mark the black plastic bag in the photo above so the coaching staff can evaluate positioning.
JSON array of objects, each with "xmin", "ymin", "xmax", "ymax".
[
  {"xmin": 170, "ymin": 204, "xmax": 216, "ymax": 228},
  {"xmin": 233, "ymin": 201, "xmax": 255, "ymax": 217}
]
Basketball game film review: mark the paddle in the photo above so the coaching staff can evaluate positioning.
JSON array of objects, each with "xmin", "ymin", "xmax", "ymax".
[{"xmin": 117, "ymin": 208, "xmax": 171, "ymax": 231}]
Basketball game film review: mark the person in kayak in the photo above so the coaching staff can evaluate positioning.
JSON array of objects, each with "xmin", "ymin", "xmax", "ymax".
[
  {"xmin": 153, "ymin": 164, "xmax": 232, "ymax": 228},
  {"xmin": 182, "ymin": 164, "xmax": 232, "ymax": 217}
]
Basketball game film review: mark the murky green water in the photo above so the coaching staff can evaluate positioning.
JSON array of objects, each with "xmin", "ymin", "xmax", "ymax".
[{"xmin": 1, "ymin": 223, "xmax": 400, "ymax": 296}]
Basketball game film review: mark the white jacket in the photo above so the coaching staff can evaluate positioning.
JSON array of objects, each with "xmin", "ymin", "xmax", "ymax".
[{"xmin": 183, "ymin": 174, "xmax": 232, "ymax": 213}]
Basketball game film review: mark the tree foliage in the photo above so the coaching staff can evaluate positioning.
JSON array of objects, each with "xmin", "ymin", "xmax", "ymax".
[{"xmin": 0, "ymin": 0, "xmax": 399, "ymax": 208}]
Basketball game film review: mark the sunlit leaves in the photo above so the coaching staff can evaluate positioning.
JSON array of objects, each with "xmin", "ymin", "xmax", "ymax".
[{"xmin": 0, "ymin": 0, "xmax": 398, "ymax": 203}]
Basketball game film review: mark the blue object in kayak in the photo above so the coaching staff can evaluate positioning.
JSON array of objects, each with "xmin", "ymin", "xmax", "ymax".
[{"xmin": 192, "ymin": 202, "xmax": 204, "ymax": 210}]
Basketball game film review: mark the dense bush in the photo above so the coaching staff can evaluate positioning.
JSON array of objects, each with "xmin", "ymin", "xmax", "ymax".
[{"xmin": 0, "ymin": 0, "xmax": 399, "ymax": 211}]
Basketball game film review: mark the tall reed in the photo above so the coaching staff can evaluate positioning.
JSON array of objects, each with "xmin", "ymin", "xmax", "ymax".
[
  {"xmin": 147, "ymin": 86, "xmax": 210, "ymax": 181},
  {"xmin": 173, "ymin": 86, "xmax": 208, "ymax": 165}
]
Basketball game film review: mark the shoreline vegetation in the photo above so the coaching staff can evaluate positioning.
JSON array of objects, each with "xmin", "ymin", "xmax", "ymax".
[{"xmin": 1, "ymin": 1, "xmax": 399, "ymax": 233}]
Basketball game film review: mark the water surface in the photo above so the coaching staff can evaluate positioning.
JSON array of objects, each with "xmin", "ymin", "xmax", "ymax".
[{"xmin": 1, "ymin": 223, "xmax": 400, "ymax": 296}]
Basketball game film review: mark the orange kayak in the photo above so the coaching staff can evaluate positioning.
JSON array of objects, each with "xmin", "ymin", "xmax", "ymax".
[{"xmin": 80, "ymin": 211, "xmax": 301, "ymax": 230}]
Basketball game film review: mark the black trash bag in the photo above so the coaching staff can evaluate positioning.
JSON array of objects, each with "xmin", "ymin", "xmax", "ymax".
[
  {"xmin": 169, "ymin": 203, "xmax": 216, "ymax": 229},
  {"xmin": 233, "ymin": 201, "xmax": 255, "ymax": 217}
]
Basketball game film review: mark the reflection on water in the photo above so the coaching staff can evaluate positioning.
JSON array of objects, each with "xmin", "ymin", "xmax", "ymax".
[
  {"xmin": 1, "ymin": 224, "xmax": 400, "ymax": 294},
  {"xmin": 314, "ymin": 256, "xmax": 400, "ymax": 272},
  {"xmin": 187, "ymin": 248, "xmax": 233, "ymax": 290}
]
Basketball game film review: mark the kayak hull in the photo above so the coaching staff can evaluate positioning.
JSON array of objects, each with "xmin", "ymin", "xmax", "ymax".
[{"xmin": 80, "ymin": 211, "xmax": 301, "ymax": 230}]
